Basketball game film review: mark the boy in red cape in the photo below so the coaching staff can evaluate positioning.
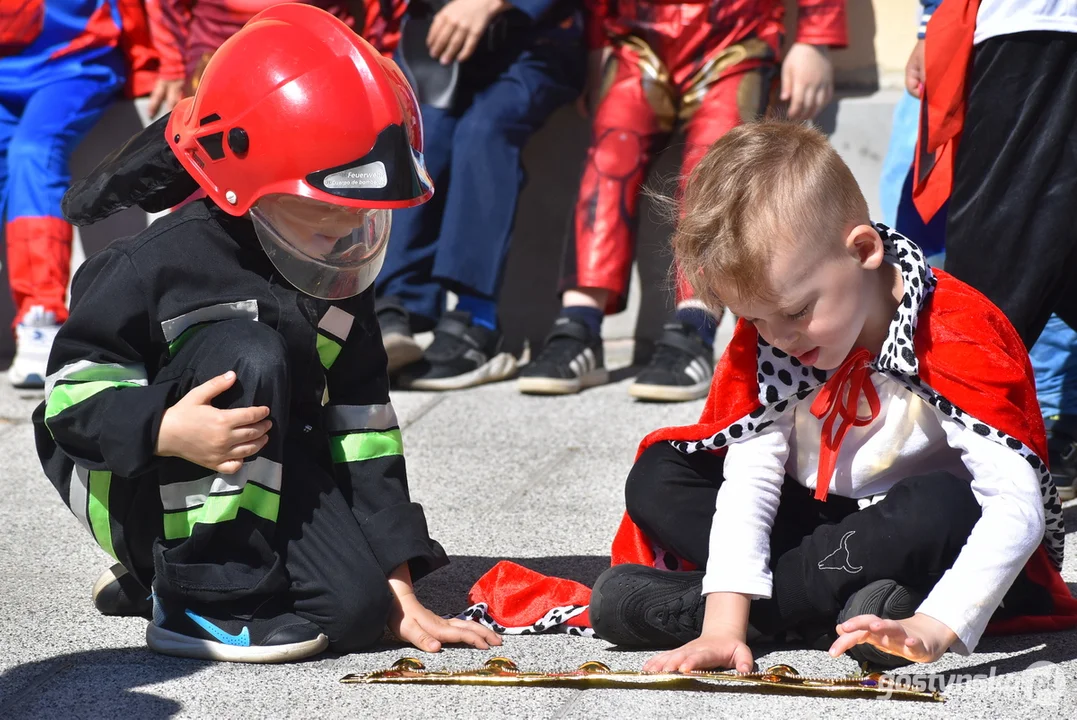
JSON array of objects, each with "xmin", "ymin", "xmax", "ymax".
[{"xmin": 467, "ymin": 120, "xmax": 1077, "ymax": 670}]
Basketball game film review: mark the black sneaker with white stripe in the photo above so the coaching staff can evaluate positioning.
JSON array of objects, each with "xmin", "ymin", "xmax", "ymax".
[
  {"xmin": 397, "ymin": 311, "xmax": 517, "ymax": 390},
  {"xmin": 517, "ymin": 316, "xmax": 608, "ymax": 395},
  {"xmin": 628, "ymin": 322, "xmax": 714, "ymax": 402}
]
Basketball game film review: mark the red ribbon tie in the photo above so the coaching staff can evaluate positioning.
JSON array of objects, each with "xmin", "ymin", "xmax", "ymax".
[{"xmin": 808, "ymin": 348, "xmax": 880, "ymax": 501}]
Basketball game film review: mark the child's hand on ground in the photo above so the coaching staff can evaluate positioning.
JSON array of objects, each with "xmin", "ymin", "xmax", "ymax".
[
  {"xmin": 829, "ymin": 612, "xmax": 956, "ymax": 664},
  {"xmin": 780, "ymin": 43, "xmax": 834, "ymax": 121},
  {"xmin": 642, "ymin": 632, "xmax": 754, "ymax": 674},
  {"xmin": 387, "ymin": 562, "xmax": 503, "ymax": 653},
  {"xmin": 155, "ymin": 371, "xmax": 272, "ymax": 473},
  {"xmin": 388, "ymin": 592, "xmax": 504, "ymax": 652},
  {"xmin": 427, "ymin": 0, "xmax": 509, "ymax": 65}
]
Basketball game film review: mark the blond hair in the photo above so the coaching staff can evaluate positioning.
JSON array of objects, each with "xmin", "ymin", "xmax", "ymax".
[{"xmin": 671, "ymin": 120, "xmax": 870, "ymax": 311}]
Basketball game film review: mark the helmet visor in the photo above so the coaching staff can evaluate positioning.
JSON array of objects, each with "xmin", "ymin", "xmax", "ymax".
[{"xmin": 250, "ymin": 194, "xmax": 390, "ymax": 299}]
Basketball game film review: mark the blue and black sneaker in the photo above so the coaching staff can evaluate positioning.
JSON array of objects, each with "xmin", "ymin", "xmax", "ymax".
[{"xmin": 146, "ymin": 590, "xmax": 329, "ymax": 663}]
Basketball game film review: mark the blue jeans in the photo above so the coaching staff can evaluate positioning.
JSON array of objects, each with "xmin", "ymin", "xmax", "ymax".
[
  {"xmin": 376, "ymin": 41, "xmax": 584, "ymax": 328},
  {"xmin": 1031, "ymin": 316, "xmax": 1077, "ymax": 420}
]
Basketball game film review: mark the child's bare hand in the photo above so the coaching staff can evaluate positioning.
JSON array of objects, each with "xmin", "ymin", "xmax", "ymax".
[
  {"xmin": 388, "ymin": 593, "xmax": 503, "ymax": 652},
  {"xmin": 829, "ymin": 612, "xmax": 955, "ymax": 665},
  {"xmin": 147, "ymin": 78, "xmax": 186, "ymax": 118},
  {"xmin": 427, "ymin": 0, "xmax": 508, "ymax": 64},
  {"xmin": 642, "ymin": 633, "xmax": 754, "ymax": 674},
  {"xmin": 780, "ymin": 43, "xmax": 834, "ymax": 121},
  {"xmin": 155, "ymin": 370, "xmax": 272, "ymax": 473},
  {"xmin": 906, "ymin": 39, "xmax": 925, "ymax": 98}
]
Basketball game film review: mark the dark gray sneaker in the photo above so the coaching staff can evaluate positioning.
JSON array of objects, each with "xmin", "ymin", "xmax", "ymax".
[
  {"xmin": 397, "ymin": 311, "xmax": 517, "ymax": 390},
  {"xmin": 92, "ymin": 563, "xmax": 152, "ymax": 619},
  {"xmin": 628, "ymin": 322, "xmax": 713, "ymax": 402},
  {"xmin": 517, "ymin": 317, "xmax": 607, "ymax": 395},
  {"xmin": 836, "ymin": 579, "xmax": 924, "ymax": 669}
]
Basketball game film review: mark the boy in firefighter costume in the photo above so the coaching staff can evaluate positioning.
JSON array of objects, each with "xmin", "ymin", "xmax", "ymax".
[
  {"xmin": 0, "ymin": 0, "xmax": 158, "ymax": 389},
  {"xmin": 517, "ymin": 0, "xmax": 845, "ymax": 402},
  {"xmin": 463, "ymin": 122, "xmax": 1077, "ymax": 669},
  {"xmin": 34, "ymin": 5, "xmax": 500, "ymax": 663}
]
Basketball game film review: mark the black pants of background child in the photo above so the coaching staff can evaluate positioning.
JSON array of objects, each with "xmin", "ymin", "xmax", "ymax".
[{"xmin": 945, "ymin": 31, "xmax": 1077, "ymax": 349}]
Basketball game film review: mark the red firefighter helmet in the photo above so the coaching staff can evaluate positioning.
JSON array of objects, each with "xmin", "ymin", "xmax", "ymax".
[{"xmin": 166, "ymin": 3, "xmax": 432, "ymax": 298}]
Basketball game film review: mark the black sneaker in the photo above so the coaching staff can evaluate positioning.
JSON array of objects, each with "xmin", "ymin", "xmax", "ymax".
[
  {"xmin": 376, "ymin": 296, "xmax": 424, "ymax": 374},
  {"xmin": 1046, "ymin": 416, "xmax": 1077, "ymax": 502},
  {"xmin": 397, "ymin": 311, "xmax": 517, "ymax": 390},
  {"xmin": 835, "ymin": 579, "xmax": 924, "ymax": 669},
  {"xmin": 628, "ymin": 322, "xmax": 714, "ymax": 402},
  {"xmin": 146, "ymin": 590, "xmax": 329, "ymax": 663},
  {"xmin": 517, "ymin": 316, "xmax": 608, "ymax": 395},
  {"xmin": 92, "ymin": 563, "xmax": 152, "ymax": 619},
  {"xmin": 589, "ymin": 565, "xmax": 707, "ymax": 647}
]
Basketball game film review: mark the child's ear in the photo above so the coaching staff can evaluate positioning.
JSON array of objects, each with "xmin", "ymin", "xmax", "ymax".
[{"xmin": 845, "ymin": 225, "xmax": 884, "ymax": 270}]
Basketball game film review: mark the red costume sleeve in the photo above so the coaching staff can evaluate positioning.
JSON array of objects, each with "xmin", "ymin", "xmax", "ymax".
[
  {"xmin": 117, "ymin": 0, "xmax": 162, "ymax": 98},
  {"xmin": 793, "ymin": 0, "xmax": 848, "ymax": 48},
  {"xmin": 144, "ymin": 0, "xmax": 190, "ymax": 81}
]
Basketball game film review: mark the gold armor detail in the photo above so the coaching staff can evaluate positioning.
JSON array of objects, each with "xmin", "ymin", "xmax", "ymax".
[{"xmin": 598, "ymin": 36, "xmax": 775, "ymax": 133}]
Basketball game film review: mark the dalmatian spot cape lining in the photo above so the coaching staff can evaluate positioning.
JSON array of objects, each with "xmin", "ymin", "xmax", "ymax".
[{"xmin": 457, "ymin": 226, "xmax": 1077, "ymax": 638}]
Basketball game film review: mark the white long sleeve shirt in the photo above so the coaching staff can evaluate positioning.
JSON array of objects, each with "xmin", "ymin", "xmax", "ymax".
[
  {"xmin": 975, "ymin": 0, "xmax": 1077, "ymax": 44},
  {"xmin": 701, "ymin": 373, "xmax": 1045, "ymax": 654}
]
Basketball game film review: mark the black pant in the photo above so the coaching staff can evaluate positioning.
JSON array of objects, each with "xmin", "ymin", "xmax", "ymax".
[
  {"xmin": 121, "ymin": 320, "xmax": 391, "ymax": 652},
  {"xmin": 626, "ymin": 442, "xmax": 983, "ymax": 633},
  {"xmin": 945, "ymin": 32, "xmax": 1077, "ymax": 347}
]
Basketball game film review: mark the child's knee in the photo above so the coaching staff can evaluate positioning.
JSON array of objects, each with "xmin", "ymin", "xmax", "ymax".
[
  {"xmin": 625, "ymin": 444, "xmax": 670, "ymax": 526},
  {"xmin": 890, "ymin": 472, "xmax": 982, "ymax": 543},
  {"xmin": 317, "ymin": 565, "xmax": 393, "ymax": 653},
  {"xmin": 177, "ymin": 319, "xmax": 289, "ymax": 389}
]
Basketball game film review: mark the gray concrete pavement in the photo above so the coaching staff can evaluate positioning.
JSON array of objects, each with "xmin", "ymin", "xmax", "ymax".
[{"xmin": 2, "ymin": 333, "xmax": 1077, "ymax": 719}]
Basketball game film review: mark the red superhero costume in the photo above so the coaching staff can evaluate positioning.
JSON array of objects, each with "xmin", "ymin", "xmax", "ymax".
[
  {"xmin": 566, "ymin": 0, "xmax": 847, "ymax": 313},
  {"xmin": 465, "ymin": 228, "xmax": 1077, "ymax": 641}
]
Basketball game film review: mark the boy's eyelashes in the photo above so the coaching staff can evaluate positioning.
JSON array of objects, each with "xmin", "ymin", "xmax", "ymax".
[
  {"xmin": 785, "ymin": 304, "xmax": 811, "ymax": 321},
  {"xmin": 740, "ymin": 302, "xmax": 811, "ymax": 326}
]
